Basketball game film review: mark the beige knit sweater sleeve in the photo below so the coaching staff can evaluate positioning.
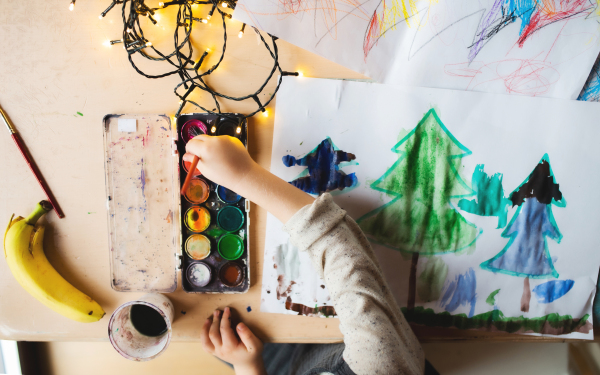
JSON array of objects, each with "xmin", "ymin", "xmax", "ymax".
[{"xmin": 282, "ymin": 193, "xmax": 425, "ymax": 375}]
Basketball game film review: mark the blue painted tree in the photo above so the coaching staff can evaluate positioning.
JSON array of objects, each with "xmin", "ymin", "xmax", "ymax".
[
  {"xmin": 282, "ymin": 137, "xmax": 357, "ymax": 195},
  {"xmin": 481, "ymin": 154, "xmax": 566, "ymax": 312},
  {"xmin": 458, "ymin": 165, "xmax": 511, "ymax": 228}
]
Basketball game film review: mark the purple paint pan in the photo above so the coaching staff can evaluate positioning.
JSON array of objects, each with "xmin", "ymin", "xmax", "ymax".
[{"xmin": 181, "ymin": 119, "xmax": 208, "ymax": 143}]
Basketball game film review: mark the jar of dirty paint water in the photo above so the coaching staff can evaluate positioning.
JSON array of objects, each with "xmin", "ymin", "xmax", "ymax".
[{"xmin": 108, "ymin": 293, "xmax": 174, "ymax": 361}]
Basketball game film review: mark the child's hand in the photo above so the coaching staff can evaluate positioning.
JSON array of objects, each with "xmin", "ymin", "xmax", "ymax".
[
  {"xmin": 184, "ymin": 135, "xmax": 260, "ymax": 193},
  {"xmin": 201, "ymin": 307, "xmax": 266, "ymax": 375}
]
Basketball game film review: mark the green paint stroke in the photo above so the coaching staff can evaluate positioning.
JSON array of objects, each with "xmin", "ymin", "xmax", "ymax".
[
  {"xmin": 77, "ymin": 112, "xmax": 83, "ymax": 116},
  {"xmin": 357, "ymin": 109, "xmax": 480, "ymax": 255},
  {"xmin": 417, "ymin": 257, "xmax": 448, "ymax": 302},
  {"xmin": 205, "ymin": 227, "xmax": 226, "ymax": 238},
  {"xmin": 458, "ymin": 165, "xmax": 511, "ymax": 228},
  {"xmin": 402, "ymin": 306, "xmax": 590, "ymax": 335},
  {"xmin": 486, "ymin": 289, "xmax": 500, "ymax": 306}
]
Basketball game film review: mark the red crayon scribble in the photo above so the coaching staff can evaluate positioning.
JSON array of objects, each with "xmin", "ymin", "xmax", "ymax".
[
  {"xmin": 363, "ymin": 9, "xmax": 381, "ymax": 59},
  {"xmin": 517, "ymin": 0, "xmax": 589, "ymax": 47},
  {"xmin": 445, "ymin": 56, "xmax": 561, "ymax": 97}
]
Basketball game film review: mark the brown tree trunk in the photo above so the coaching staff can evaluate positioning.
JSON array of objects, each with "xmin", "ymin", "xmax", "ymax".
[
  {"xmin": 520, "ymin": 277, "xmax": 531, "ymax": 312},
  {"xmin": 407, "ymin": 252, "xmax": 419, "ymax": 311}
]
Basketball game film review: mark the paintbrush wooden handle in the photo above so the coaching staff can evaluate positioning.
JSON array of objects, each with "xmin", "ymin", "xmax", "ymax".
[{"xmin": 181, "ymin": 156, "xmax": 200, "ymax": 195}]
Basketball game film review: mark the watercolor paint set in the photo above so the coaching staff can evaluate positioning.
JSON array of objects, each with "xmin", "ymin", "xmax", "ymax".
[
  {"xmin": 176, "ymin": 113, "xmax": 250, "ymax": 293},
  {"xmin": 103, "ymin": 114, "xmax": 249, "ymax": 294}
]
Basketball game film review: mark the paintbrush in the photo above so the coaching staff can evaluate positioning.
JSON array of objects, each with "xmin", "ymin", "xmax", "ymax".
[
  {"xmin": 181, "ymin": 156, "xmax": 200, "ymax": 196},
  {"xmin": 0, "ymin": 104, "xmax": 65, "ymax": 218}
]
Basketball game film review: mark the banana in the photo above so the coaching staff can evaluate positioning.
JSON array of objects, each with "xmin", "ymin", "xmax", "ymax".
[{"xmin": 4, "ymin": 201, "xmax": 105, "ymax": 323}]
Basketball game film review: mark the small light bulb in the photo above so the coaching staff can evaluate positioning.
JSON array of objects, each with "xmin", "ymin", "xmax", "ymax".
[
  {"xmin": 207, "ymin": 14, "xmax": 211, "ymax": 20},
  {"xmin": 146, "ymin": 42, "xmax": 152, "ymax": 47},
  {"xmin": 206, "ymin": 48, "xmax": 211, "ymax": 53},
  {"xmin": 69, "ymin": 2, "xmax": 75, "ymax": 11},
  {"xmin": 211, "ymin": 126, "xmax": 216, "ymax": 133},
  {"xmin": 154, "ymin": 14, "xmax": 160, "ymax": 22},
  {"xmin": 222, "ymin": 2, "xmax": 228, "ymax": 7},
  {"xmin": 236, "ymin": 126, "xmax": 241, "ymax": 134},
  {"xmin": 159, "ymin": 2, "xmax": 164, "ymax": 7},
  {"xmin": 298, "ymin": 71, "xmax": 303, "ymax": 77},
  {"xmin": 238, "ymin": 31, "xmax": 243, "ymax": 38},
  {"xmin": 99, "ymin": 14, "xmax": 104, "ymax": 19},
  {"xmin": 262, "ymin": 110, "xmax": 269, "ymax": 118},
  {"xmin": 202, "ymin": 18, "xmax": 208, "ymax": 24},
  {"xmin": 126, "ymin": 28, "xmax": 133, "ymax": 33},
  {"xmin": 103, "ymin": 40, "xmax": 111, "ymax": 47},
  {"xmin": 179, "ymin": 100, "xmax": 183, "ymax": 104}
]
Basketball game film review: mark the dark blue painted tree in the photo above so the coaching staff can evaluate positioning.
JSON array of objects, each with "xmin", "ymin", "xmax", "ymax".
[
  {"xmin": 282, "ymin": 137, "xmax": 357, "ymax": 195},
  {"xmin": 481, "ymin": 154, "xmax": 566, "ymax": 312}
]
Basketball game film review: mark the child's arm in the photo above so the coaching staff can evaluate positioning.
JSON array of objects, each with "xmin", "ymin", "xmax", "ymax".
[
  {"xmin": 186, "ymin": 135, "xmax": 424, "ymax": 375},
  {"xmin": 184, "ymin": 135, "xmax": 314, "ymax": 223}
]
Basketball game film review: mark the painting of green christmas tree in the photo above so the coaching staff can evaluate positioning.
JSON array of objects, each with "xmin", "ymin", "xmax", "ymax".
[{"xmin": 357, "ymin": 108, "xmax": 480, "ymax": 309}]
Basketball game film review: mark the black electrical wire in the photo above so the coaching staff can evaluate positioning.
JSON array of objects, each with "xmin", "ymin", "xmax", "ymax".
[{"xmin": 99, "ymin": 0, "xmax": 288, "ymax": 120}]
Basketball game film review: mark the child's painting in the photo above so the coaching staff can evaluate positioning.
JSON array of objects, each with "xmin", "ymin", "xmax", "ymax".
[
  {"xmin": 234, "ymin": 0, "xmax": 600, "ymax": 100},
  {"xmin": 260, "ymin": 77, "xmax": 600, "ymax": 339}
]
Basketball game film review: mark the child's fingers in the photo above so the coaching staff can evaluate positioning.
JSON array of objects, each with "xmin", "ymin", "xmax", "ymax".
[
  {"xmin": 236, "ymin": 322, "xmax": 262, "ymax": 353},
  {"xmin": 182, "ymin": 152, "xmax": 200, "ymax": 163},
  {"xmin": 200, "ymin": 318, "xmax": 215, "ymax": 354},
  {"xmin": 209, "ymin": 310, "xmax": 223, "ymax": 347},
  {"xmin": 185, "ymin": 137, "xmax": 207, "ymax": 158},
  {"xmin": 220, "ymin": 307, "xmax": 237, "ymax": 347}
]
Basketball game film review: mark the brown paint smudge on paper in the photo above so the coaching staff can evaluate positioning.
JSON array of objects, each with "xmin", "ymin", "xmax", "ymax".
[
  {"xmin": 276, "ymin": 275, "xmax": 295, "ymax": 300},
  {"xmin": 521, "ymin": 277, "xmax": 531, "ymax": 313},
  {"xmin": 285, "ymin": 296, "xmax": 337, "ymax": 317}
]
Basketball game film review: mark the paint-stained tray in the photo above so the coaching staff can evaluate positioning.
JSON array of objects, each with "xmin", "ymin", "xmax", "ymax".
[{"xmin": 103, "ymin": 114, "xmax": 180, "ymax": 292}]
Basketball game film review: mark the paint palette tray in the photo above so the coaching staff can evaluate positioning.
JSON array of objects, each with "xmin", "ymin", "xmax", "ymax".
[
  {"xmin": 103, "ymin": 114, "xmax": 180, "ymax": 292},
  {"xmin": 176, "ymin": 113, "xmax": 250, "ymax": 294},
  {"xmin": 103, "ymin": 113, "xmax": 249, "ymax": 294}
]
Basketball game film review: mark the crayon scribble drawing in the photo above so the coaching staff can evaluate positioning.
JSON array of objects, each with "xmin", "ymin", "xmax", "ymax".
[
  {"xmin": 234, "ymin": 0, "xmax": 600, "ymax": 99},
  {"xmin": 282, "ymin": 137, "xmax": 358, "ymax": 195},
  {"xmin": 481, "ymin": 154, "xmax": 566, "ymax": 312},
  {"xmin": 578, "ymin": 54, "xmax": 600, "ymax": 102},
  {"xmin": 467, "ymin": 0, "xmax": 595, "ymax": 62},
  {"xmin": 357, "ymin": 108, "xmax": 480, "ymax": 310}
]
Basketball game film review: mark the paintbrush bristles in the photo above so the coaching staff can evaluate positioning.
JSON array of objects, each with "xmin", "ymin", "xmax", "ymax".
[{"xmin": 181, "ymin": 156, "xmax": 200, "ymax": 196}]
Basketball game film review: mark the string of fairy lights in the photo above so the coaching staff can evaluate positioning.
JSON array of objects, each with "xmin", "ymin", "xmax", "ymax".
[{"xmin": 69, "ymin": 0, "xmax": 301, "ymax": 121}]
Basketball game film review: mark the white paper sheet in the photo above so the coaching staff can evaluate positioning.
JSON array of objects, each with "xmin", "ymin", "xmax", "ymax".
[
  {"xmin": 234, "ymin": 0, "xmax": 600, "ymax": 99},
  {"xmin": 261, "ymin": 77, "xmax": 600, "ymax": 339}
]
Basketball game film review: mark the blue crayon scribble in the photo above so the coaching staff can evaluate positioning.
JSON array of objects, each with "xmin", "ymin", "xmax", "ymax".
[
  {"xmin": 578, "ymin": 55, "xmax": 600, "ymax": 102},
  {"xmin": 469, "ymin": 0, "xmax": 591, "ymax": 63},
  {"xmin": 440, "ymin": 268, "xmax": 477, "ymax": 318},
  {"xmin": 282, "ymin": 137, "xmax": 357, "ymax": 195},
  {"xmin": 246, "ymin": 306, "xmax": 252, "ymax": 312},
  {"xmin": 533, "ymin": 280, "xmax": 574, "ymax": 303},
  {"xmin": 160, "ymin": 126, "xmax": 168, "ymax": 131}
]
